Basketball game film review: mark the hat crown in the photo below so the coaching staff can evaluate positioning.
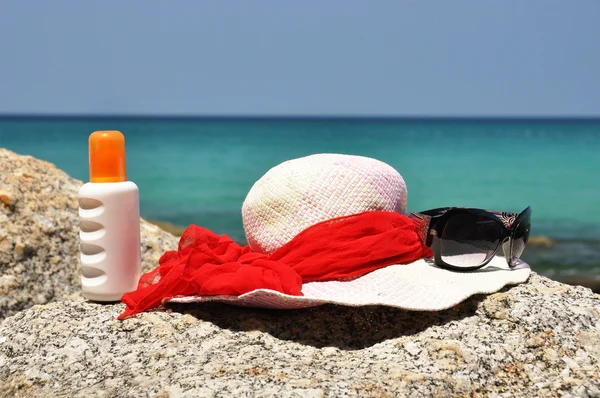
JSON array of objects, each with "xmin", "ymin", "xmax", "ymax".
[{"xmin": 242, "ymin": 154, "xmax": 407, "ymax": 254}]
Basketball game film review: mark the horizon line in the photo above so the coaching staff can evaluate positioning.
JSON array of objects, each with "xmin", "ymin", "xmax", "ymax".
[{"xmin": 1, "ymin": 113, "xmax": 600, "ymax": 121}]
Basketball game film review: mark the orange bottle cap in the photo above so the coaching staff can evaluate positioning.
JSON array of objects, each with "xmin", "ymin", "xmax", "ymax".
[{"xmin": 89, "ymin": 130, "xmax": 127, "ymax": 183}]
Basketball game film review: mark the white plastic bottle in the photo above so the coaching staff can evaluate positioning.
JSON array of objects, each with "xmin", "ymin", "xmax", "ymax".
[{"xmin": 78, "ymin": 130, "xmax": 142, "ymax": 302}]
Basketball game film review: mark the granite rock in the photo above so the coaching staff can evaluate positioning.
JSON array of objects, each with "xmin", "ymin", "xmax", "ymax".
[
  {"xmin": 1, "ymin": 149, "xmax": 600, "ymax": 397},
  {"xmin": 1, "ymin": 273, "xmax": 599, "ymax": 397},
  {"xmin": 0, "ymin": 148, "xmax": 180, "ymax": 319}
]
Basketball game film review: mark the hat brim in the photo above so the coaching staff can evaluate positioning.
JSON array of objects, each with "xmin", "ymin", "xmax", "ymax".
[{"xmin": 165, "ymin": 256, "xmax": 531, "ymax": 311}]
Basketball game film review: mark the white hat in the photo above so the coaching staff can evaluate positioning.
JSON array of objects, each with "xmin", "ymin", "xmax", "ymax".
[{"xmin": 165, "ymin": 154, "xmax": 530, "ymax": 311}]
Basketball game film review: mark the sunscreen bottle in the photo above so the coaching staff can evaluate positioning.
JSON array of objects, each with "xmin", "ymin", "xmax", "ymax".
[{"xmin": 79, "ymin": 130, "xmax": 141, "ymax": 302}]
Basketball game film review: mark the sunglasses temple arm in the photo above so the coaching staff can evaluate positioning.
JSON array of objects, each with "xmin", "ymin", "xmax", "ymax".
[
  {"xmin": 501, "ymin": 239, "xmax": 518, "ymax": 268},
  {"xmin": 410, "ymin": 212, "xmax": 433, "ymax": 246}
]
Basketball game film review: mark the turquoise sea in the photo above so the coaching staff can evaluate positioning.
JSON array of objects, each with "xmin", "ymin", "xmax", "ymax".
[{"xmin": 1, "ymin": 117, "xmax": 599, "ymax": 288}]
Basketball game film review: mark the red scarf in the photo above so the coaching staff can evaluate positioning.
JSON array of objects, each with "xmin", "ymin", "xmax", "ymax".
[{"xmin": 119, "ymin": 211, "xmax": 432, "ymax": 319}]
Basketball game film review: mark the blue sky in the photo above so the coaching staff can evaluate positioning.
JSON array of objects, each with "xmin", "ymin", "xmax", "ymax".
[{"xmin": 1, "ymin": 0, "xmax": 599, "ymax": 117}]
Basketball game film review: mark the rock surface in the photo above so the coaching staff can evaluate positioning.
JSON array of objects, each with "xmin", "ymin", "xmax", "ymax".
[
  {"xmin": 1, "ymin": 274, "xmax": 599, "ymax": 397},
  {"xmin": 1, "ymin": 149, "xmax": 600, "ymax": 397},
  {"xmin": 0, "ymin": 148, "xmax": 179, "ymax": 320}
]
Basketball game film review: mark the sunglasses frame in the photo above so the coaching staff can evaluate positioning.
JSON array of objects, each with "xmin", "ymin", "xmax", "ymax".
[{"xmin": 411, "ymin": 206, "xmax": 532, "ymax": 271}]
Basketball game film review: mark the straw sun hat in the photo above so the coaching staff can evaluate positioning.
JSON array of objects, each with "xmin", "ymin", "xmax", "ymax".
[{"xmin": 160, "ymin": 154, "xmax": 531, "ymax": 312}]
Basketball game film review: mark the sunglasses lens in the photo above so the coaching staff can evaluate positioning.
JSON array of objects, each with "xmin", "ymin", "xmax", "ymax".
[
  {"xmin": 511, "ymin": 214, "xmax": 531, "ymax": 263},
  {"xmin": 441, "ymin": 214, "xmax": 502, "ymax": 268}
]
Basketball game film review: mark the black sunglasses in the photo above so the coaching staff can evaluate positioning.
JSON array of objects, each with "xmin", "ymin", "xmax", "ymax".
[{"xmin": 410, "ymin": 206, "xmax": 532, "ymax": 271}]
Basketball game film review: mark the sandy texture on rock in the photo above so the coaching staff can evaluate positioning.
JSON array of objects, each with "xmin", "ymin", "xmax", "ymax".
[
  {"xmin": 1, "ymin": 273, "xmax": 599, "ymax": 397},
  {"xmin": 1, "ymin": 148, "xmax": 599, "ymax": 397},
  {"xmin": 0, "ymin": 148, "xmax": 179, "ymax": 319}
]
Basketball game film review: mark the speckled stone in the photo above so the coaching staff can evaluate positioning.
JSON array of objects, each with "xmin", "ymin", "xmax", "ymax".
[
  {"xmin": 1, "ymin": 273, "xmax": 599, "ymax": 397},
  {"xmin": 0, "ymin": 148, "xmax": 179, "ymax": 320},
  {"xmin": 1, "ymin": 149, "xmax": 600, "ymax": 397}
]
